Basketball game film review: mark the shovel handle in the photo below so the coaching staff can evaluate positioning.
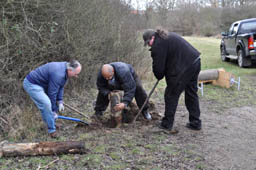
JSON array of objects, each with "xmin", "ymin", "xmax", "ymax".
[
  {"xmin": 57, "ymin": 116, "xmax": 89, "ymax": 125},
  {"xmin": 132, "ymin": 80, "xmax": 159, "ymax": 123},
  {"xmin": 63, "ymin": 103, "xmax": 90, "ymax": 119}
]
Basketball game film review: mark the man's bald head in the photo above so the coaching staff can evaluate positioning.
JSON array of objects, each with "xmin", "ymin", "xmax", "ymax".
[{"xmin": 101, "ymin": 64, "xmax": 114, "ymax": 80}]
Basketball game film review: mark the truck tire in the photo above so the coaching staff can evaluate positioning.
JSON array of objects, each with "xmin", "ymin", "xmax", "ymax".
[
  {"xmin": 221, "ymin": 45, "xmax": 230, "ymax": 62},
  {"xmin": 237, "ymin": 49, "xmax": 251, "ymax": 68}
]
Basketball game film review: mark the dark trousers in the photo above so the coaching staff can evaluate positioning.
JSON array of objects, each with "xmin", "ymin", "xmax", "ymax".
[
  {"xmin": 162, "ymin": 60, "xmax": 201, "ymax": 128},
  {"xmin": 95, "ymin": 75, "xmax": 149, "ymax": 113}
]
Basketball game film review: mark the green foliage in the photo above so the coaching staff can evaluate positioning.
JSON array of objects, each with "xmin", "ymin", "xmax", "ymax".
[{"xmin": 0, "ymin": 0, "xmax": 148, "ymax": 139}]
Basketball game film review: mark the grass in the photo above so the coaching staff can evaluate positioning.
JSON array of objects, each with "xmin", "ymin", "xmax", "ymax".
[{"xmin": 185, "ymin": 36, "xmax": 256, "ymax": 76}]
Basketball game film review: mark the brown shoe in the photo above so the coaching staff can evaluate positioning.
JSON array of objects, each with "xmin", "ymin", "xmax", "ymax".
[{"xmin": 49, "ymin": 131, "xmax": 58, "ymax": 138}]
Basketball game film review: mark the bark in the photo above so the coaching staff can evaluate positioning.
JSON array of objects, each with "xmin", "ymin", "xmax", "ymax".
[{"xmin": 0, "ymin": 141, "xmax": 86, "ymax": 157}]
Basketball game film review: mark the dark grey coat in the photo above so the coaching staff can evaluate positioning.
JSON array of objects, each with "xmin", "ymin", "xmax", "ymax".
[
  {"xmin": 96, "ymin": 62, "xmax": 137, "ymax": 106},
  {"xmin": 150, "ymin": 32, "xmax": 200, "ymax": 89}
]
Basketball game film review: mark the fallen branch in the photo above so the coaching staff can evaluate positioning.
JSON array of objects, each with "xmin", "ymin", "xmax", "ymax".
[{"xmin": 0, "ymin": 141, "xmax": 86, "ymax": 157}]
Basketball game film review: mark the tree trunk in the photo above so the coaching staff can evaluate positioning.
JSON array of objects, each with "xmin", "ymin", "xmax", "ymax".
[{"xmin": 0, "ymin": 141, "xmax": 86, "ymax": 157}]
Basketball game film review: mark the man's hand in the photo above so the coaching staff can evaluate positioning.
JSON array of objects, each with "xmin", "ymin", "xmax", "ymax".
[
  {"xmin": 52, "ymin": 112, "xmax": 58, "ymax": 120},
  {"xmin": 58, "ymin": 101, "xmax": 65, "ymax": 112},
  {"xmin": 114, "ymin": 103, "xmax": 125, "ymax": 112}
]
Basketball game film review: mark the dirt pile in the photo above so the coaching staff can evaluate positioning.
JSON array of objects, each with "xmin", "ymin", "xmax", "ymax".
[{"xmin": 87, "ymin": 101, "xmax": 161, "ymax": 129}]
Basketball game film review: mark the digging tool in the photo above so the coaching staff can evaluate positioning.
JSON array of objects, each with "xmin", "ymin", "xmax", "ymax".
[
  {"xmin": 63, "ymin": 103, "xmax": 90, "ymax": 119},
  {"xmin": 132, "ymin": 80, "xmax": 160, "ymax": 123},
  {"xmin": 57, "ymin": 115, "xmax": 89, "ymax": 126}
]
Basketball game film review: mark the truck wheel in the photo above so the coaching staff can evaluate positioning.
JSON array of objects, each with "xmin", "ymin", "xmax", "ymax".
[
  {"xmin": 221, "ymin": 45, "xmax": 230, "ymax": 62},
  {"xmin": 238, "ymin": 49, "xmax": 251, "ymax": 68},
  {"xmin": 238, "ymin": 50, "xmax": 245, "ymax": 67}
]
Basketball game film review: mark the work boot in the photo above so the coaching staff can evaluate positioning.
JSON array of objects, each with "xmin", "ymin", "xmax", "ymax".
[
  {"xmin": 158, "ymin": 123, "xmax": 179, "ymax": 134},
  {"xmin": 49, "ymin": 131, "xmax": 58, "ymax": 138},
  {"xmin": 186, "ymin": 122, "xmax": 202, "ymax": 130},
  {"xmin": 95, "ymin": 111, "xmax": 103, "ymax": 117},
  {"xmin": 142, "ymin": 111, "xmax": 152, "ymax": 120}
]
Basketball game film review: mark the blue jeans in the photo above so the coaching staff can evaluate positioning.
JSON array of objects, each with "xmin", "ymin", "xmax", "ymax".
[{"xmin": 23, "ymin": 78, "xmax": 56, "ymax": 133}]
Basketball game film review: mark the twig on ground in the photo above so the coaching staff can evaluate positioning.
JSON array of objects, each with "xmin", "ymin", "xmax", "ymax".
[{"xmin": 37, "ymin": 158, "xmax": 59, "ymax": 170}]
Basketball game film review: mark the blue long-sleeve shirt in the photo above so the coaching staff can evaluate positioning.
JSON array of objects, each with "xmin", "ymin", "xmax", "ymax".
[{"xmin": 26, "ymin": 62, "xmax": 68, "ymax": 112}]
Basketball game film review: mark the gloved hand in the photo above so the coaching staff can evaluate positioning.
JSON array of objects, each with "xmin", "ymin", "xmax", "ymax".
[
  {"xmin": 52, "ymin": 112, "xmax": 58, "ymax": 120},
  {"xmin": 58, "ymin": 101, "xmax": 65, "ymax": 112}
]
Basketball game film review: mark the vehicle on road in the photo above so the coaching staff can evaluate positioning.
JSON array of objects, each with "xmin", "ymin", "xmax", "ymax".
[{"xmin": 220, "ymin": 18, "xmax": 256, "ymax": 67}]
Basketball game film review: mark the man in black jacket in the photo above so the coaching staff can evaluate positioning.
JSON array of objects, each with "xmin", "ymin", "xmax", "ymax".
[
  {"xmin": 94, "ymin": 62, "xmax": 152, "ymax": 120},
  {"xmin": 143, "ymin": 28, "xmax": 201, "ymax": 131}
]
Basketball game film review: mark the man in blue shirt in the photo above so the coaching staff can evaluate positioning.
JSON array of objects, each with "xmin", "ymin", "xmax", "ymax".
[
  {"xmin": 94, "ymin": 62, "xmax": 152, "ymax": 120},
  {"xmin": 23, "ymin": 60, "xmax": 82, "ymax": 138}
]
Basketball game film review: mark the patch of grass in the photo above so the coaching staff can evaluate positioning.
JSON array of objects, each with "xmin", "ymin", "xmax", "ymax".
[
  {"xmin": 83, "ymin": 154, "xmax": 102, "ymax": 167},
  {"xmin": 159, "ymin": 144, "xmax": 180, "ymax": 157},
  {"xmin": 107, "ymin": 163, "xmax": 126, "ymax": 170},
  {"xmin": 131, "ymin": 148, "xmax": 140, "ymax": 155},
  {"xmin": 144, "ymin": 144, "xmax": 158, "ymax": 151},
  {"xmin": 93, "ymin": 145, "xmax": 106, "ymax": 153},
  {"xmin": 196, "ymin": 163, "xmax": 207, "ymax": 169},
  {"xmin": 109, "ymin": 152, "xmax": 122, "ymax": 160}
]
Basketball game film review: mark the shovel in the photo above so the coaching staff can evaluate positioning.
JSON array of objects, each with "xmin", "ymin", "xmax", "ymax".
[
  {"xmin": 132, "ymin": 80, "xmax": 159, "ymax": 123},
  {"xmin": 57, "ymin": 115, "xmax": 89, "ymax": 126},
  {"xmin": 63, "ymin": 103, "xmax": 90, "ymax": 119}
]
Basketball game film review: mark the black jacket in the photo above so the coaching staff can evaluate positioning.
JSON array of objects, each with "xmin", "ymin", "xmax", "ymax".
[
  {"xmin": 96, "ymin": 62, "xmax": 137, "ymax": 105},
  {"xmin": 150, "ymin": 32, "xmax": 200, "ymax": 87}
]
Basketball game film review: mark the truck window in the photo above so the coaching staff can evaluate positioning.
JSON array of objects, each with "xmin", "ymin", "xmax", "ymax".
[
  {"xmin": 228, "ymin": 23, "xmax": 238, "ymax": 35},
  {"xmin": 228, "ymin": 24, "xmax": 234, "ymax": 35},
  {"xmin": 233, "ymin": 24, "xmax": 239, "ymax": 34},
  {"xmin": 239, "ymin": 21, "xmax": 256, "ymax": 34}
]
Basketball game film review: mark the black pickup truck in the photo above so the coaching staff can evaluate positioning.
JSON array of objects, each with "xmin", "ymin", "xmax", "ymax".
[{"xmin": 220, "ymin": 18, "xmax": 256, "ymax": 67}]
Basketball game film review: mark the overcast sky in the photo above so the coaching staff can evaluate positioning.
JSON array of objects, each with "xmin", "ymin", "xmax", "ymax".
[{"xmin": 128, "ymin": 0, "xmax": 149, "ymax": 10}]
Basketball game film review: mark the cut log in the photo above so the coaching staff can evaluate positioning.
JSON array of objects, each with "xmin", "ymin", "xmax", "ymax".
[
  {"xmin": 198, "ymin": 68, "xmax": 233, "ymax": 88},
  {"xmin": 0, "ymin": 141, "xmax": 86, "ymax": 157},
  {"xmin": 198, "ymin": 69, "xmax": 219, "ymax": 82}
]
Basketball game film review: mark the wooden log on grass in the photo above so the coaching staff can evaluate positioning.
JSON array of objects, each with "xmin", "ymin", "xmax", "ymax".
[
  {"xmin": 198, "ymin": 68, "xmax": 233, "ymax": 88},
  {"xmin": 198, "ymin": 69, "xmax": 219, "ymax": 82},
  {"xmin": 0, "ymin": 141, "xmax": 86, "ymax": 157}
]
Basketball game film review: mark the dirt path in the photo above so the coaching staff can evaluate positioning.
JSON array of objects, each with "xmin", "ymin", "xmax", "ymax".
[
  {"xmin": 153, "ymin": 91, "xmax": 256, "ymax": 170},
  {"xmin": 200, "ymin": 104, "xmax": 256, "ymax": 170}
]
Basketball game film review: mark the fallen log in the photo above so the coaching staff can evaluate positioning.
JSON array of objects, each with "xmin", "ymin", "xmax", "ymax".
[
  {"xmin": 198, "ymin": 68, "xmax": 235, "ymax": 88},
  {"xmin": 198, "ymin": 69, "xmax": 219, "ymax": 82},
  {"xmin": 0, "ymin": 141, "xmax": 86, "ymax": 157}
]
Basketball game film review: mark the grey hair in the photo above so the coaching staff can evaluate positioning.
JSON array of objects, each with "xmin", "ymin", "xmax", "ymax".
[
  {"xmin": 156, "ymin": 26, "xmax": 168, "ymax": 40},
  {"xmin": 67, "ymin": 60, "xmax": 81, "ymax": 71}
]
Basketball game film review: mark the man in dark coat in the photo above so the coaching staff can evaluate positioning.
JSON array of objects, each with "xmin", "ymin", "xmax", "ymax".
[
  {"xmin": 143, "ymin": 28, "xmax": 202, "ymax": 131},
  {"xmin": 94, "ymin": 62, "xmax": 152, "ymax": 120}
]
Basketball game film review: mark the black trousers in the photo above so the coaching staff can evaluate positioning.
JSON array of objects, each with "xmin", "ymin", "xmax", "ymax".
[
  {"xmin": 161, "ymin": 60, "xmax": 201, "ymax": 128},
  {"xmin": 94, "ymin": 75, "xmax": 149, "ymax": 113}
]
